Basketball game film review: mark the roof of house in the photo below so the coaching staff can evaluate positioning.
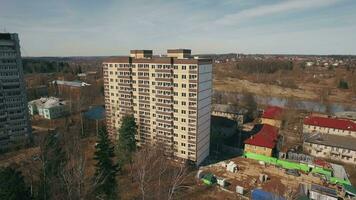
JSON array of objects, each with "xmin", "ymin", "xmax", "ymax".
[
  {"xmin": 84, "ymin": 106, "xmax": 105, "ymax": 120},
  {"xmin": 52, "ymin": 80, "xmax": 91, "ymax": 87},
  {"xmin": 244, "ymin": 124, "xmax": 279, "ymax": 149},
  {"xmin": 29, "ymin": 97, "xmax": 66, "ymax": 109},
  {"xmin": 305, "ymin": 133, "xmax": 356, "ymax": 151},
  {"xmin": 213, "ymin": 104, "xmax": 248, "ymax": 115},
  {"xmin": 310, "ymin": 184, "xmax": 337, "ymax": 197},
  {"xmin": 303, "ymin": 116, "xmax": 356, "ymax": 132},
  {"xmin": 262, "ymin": 106, "xmax": 283, "ymax": 120}
]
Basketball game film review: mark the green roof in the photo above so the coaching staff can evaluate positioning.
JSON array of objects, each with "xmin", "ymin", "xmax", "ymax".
[{"xmin": 344, "ymin": 184, "xmax": 356, "ymax": 196}]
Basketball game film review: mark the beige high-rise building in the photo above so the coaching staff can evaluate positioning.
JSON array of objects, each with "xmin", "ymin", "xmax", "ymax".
[{"xmin": 103, "ymin": 49, "xmax": 212, "ymax": 165}]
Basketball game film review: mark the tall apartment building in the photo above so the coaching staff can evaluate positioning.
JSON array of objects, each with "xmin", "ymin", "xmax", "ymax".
[
  {"xmin": 0, "ymin": 33, "xmax": 31, "ymax": 150},
  {"xmin": 103, "ymin": 49, "xmax": 212, "ymax": 165}
]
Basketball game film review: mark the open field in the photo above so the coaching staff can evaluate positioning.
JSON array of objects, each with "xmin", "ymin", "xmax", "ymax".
[{"xmin": 213, "ymin": 62, "xmax": 356, "ymax": 106}]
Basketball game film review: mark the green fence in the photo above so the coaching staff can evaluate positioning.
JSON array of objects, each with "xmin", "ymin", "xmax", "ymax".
[{"xmin": 244, "ymin": 152, "xmax": 352, "ymax": 187}]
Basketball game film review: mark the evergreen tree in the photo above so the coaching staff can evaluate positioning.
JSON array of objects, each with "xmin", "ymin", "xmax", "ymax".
[
  {"xmin": 0, "ymin": 167, "xmax": 31, "ymax": 200},
  {"xmin": 93, "ymin": 127, "xmax": 119, "ymax": 200},
  {"xmin": 117, "ymin": 115, "xmax": 137, "ymax": 164}
]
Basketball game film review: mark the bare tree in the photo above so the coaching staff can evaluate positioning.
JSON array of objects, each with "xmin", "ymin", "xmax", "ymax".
[{"xmin": 132, "ymin": 145, "xmax": 188, "ymax": 200}]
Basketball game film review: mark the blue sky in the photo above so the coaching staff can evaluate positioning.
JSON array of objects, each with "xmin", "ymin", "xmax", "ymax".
[{"xmin": 1, "ymin": 0, "xmax": 356, "ymax": 56}]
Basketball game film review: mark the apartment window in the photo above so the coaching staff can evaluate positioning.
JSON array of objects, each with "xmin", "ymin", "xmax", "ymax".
[
  {"xmin": 181, "ymin": 118, "xmax": 186, "ymax": 122},
  {"xmin": 182, "ymin": 84, "xmax": 186, "ymax": 88},
  {"xmin": 181, "ymin": 102, "xmax": 186, "ymax": 106},
  {"xmin": 174, "ymin": 74, "xmax": 178, "ymax": 78},
  {"xmin": 181, "ymin": 150, "xmax": 186, "ymax": 154},
  {"xmin": 181, "ymin": 127, "xmax": 186, "ymax": 131},
  {"xmin": 181, "ymin": 143, "xmax": 186, "ymax": 147},
  {"xmin": 182, "ymin": 93, "xmax": 186, "ymax": 97},
  {"xmin": 182, "ymin": 75, "xmax": 186, "ymax": 79},
  {"xmin": 182, "ymin": 66, "xmax": 186, "ymax": 70},
  {"xmin": 174, "ymin": 100, "xmax": 178, "ymax": 104},
  {"xmin": 181, "ymin": 110, "xmax": 186, "ymax": 114},
  {"xmin": 181, "ymin": 135, "xmax": 186, "ymax": 139}
]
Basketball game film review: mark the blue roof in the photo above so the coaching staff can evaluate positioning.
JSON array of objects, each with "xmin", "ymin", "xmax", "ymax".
[
  {"xmin": 252, "ymin": 189, "xmax": 286, "ymax": 200},
  {"xmin": 84, "ymin": 106, "xmax": 105, "ymax": 120}
]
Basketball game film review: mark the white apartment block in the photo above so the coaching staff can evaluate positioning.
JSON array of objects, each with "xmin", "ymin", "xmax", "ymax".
[
  {"xmin": 303, "ymin": 134, "xmax": 356, "ymax": 164},
  {"xmin": 103, "ymin": 49, "xmax": 212, "ymax": 165},
  {"xmin": 303, "ymin": 116, "xmax": 356, "ymax": 138},
  {"xmin": 0, "ymin": 33, "xmax": 31, "ymax": 150}
]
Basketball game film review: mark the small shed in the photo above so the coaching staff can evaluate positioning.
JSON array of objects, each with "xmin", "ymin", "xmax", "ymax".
[{"xmin": 226, "ymin": 161, "xmax": 238, "ymax": 173}]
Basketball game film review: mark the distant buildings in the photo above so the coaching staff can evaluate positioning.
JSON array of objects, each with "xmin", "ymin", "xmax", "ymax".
[
  {"xmin": 52, "ymin": 80, "xmax": 91, "ymax": 88},
  {"xmin": 304, "ymin": 133, "xmax": 356, "ymax": 164},
  {"xmin": 103, "ymin": 49, "xmax": 212, "ymax": 165},
  {"xmin": 0, "ymin": 33, "xmax": 31, "ymax": 150},
  {"xmin": 303, "ymin": 116, "xmax": 356, "ymax": 138},
  {"xmin": 260, "ymin": 106, "xmax": 283, "ymax": 128},
  {"xmin": 212, "ymin": 104, "xmax": 247, "ymax": 125},
  {"xmin": 28, "ymin": 97, "xmax": 68, "ymax": 119},
  {"xmin": 303, "ymin": 115, "xmax": 356, "ymax": 164},
  {"xmin": 244, "ymin": 124, "xmax": 280, "ymax": 157}
]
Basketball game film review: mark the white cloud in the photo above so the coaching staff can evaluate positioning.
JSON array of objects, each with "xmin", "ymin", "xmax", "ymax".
[{"xmin": 214, "ymin": 0, "xmax": 341, "ymax": 25}]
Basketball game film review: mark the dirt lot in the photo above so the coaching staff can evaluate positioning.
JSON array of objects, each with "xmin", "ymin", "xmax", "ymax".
[{"xmin": 198, "ymin": 157, "xmax": 338, "ymax": 199}]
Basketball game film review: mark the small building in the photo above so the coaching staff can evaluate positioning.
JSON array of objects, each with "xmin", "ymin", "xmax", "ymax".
[
  {"xmin": 28, "ymin": 97, "xmax": 68, "ymax": 119},
  {"xmin": 303, "ymin": 116, "xmax": 356, "ymax": 138},
  {"xmin": 52, "ymin": 80, "xmax": 90, "ymax": 88},
  {"xmin": 212, "ymin": 104, "xmax": 247, "ymax": 125},
  {"xmin": 261, "ymin": 106, "xmax": 283, "ymax": 128},
  {"xmin": 244, "ymin": 124, "xmax": 280, "ymax": 157},
  {"xmin": 303, "ymin": 133, "xmax": 356, "ymax": 164},
  {"xmin": 309, "ymin": 184, "xmax": 338, "ymax": 200}
]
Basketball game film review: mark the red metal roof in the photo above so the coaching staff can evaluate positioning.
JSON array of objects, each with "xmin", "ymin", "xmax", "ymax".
[
  {"xmin": 262, "ymin": 106, "xmax": 283, "ymax": 120},
  {"xmin": 244, "ymin": 124, "xmax": 279, "ymax": 149},
  {"xmin": 304, "ymin": 116, "xmax": 356, "ymax": 132}
]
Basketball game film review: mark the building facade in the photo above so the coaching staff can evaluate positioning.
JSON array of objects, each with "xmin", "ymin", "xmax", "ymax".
[
  {"xmin": 303, "ymin": 116, "xmax": 356, "ymax": 138},
  {"xmin": 0, "ymin": 33, "xmax": 31, "ymax": 150},
  {"xmin": 244, "ymin": 124, "xmax": 280, "ymax": 157},
  {"xmin": 103, "ymin": 49, "xmax": 212, "ymax": 165},
  {"xmin": 260, "ymin": 106, "xmax": 283, "ymax": 128},
  {"xmin": 303, "ymin": 134, "xmax": 356, "ymax": 164},
  {"xmin": 28, "ymin": 97, "xmax": 68, "ymax": 119}
]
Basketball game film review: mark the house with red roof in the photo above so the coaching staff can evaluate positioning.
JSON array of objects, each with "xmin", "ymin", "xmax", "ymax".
[
  {"xmin": 244, "ymin": 124, "xmax": 280, "ymax": 157},
  {"xmin": 303, "ymin": 116, "xmax": 356, "ymax": 138},
  {"xmin": 261, "ymin": 106, "xmax": 283, "ymax": 128}
]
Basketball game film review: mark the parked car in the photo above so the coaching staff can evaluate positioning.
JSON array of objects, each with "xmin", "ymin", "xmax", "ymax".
[{"xmin": 285, "ymin": 169, "xmax": 301, "ymax": 177}]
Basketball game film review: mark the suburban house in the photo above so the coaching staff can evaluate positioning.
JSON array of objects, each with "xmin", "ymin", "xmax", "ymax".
[
  {"xmin": 244, "ymin": 124, "xmax": 280, "ymax": 157},
  {"xmin": 303, "ymin": 115, "xmax": 356, "ymax": 138},
  {"xmin": 260, "ymin": 106, "xmax": 283, "ymax": 128},
  {"xmin": 303, "ymin": 133, "xmax": 356, "ymax": 164},
  {"xmin": 28, "ymin": 97, "xmax": 68, "ymax": 119}
]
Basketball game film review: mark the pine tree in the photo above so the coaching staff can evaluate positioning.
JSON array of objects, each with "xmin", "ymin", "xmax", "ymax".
[
  {"xmin": 0, "ymin": 167, "xmax": 31, "ymax": 200},
  {"xmin": 93, "ymin": 126, "xmax": 119, "ymax": 200},
  {"xmin": 117, "ymin": 115, "xmax": 137, "ymax": 164}
]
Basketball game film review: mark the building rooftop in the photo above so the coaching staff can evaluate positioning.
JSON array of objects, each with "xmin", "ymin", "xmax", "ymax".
[
  {"xmin": 52, "ymin": 80, "xmax": 91, "ymax": 88},
  {"xmin": 213, "ymin": 104, "xmax": 248, "ymax": 115},
  {"xmin": 29, "ymin": 97, "xmax": 66, "ymax": 109},
  {"xmin": 244, "ymin": 124, "xmax": 279, "ymax": 149},
  {"xmin": 310, "ymin": 184, "xmax": 338, "ymax": 197},
  {"xmin": 305, "ymin": 133, "xmax": 356, "ymax": 151},
  {"xmin": 304, "ymin": 116, "xmax": 356, "ymax": 131},
  {"xmin": 262, "ymin": 106, "xmax": 283, "ymax": 120}
]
